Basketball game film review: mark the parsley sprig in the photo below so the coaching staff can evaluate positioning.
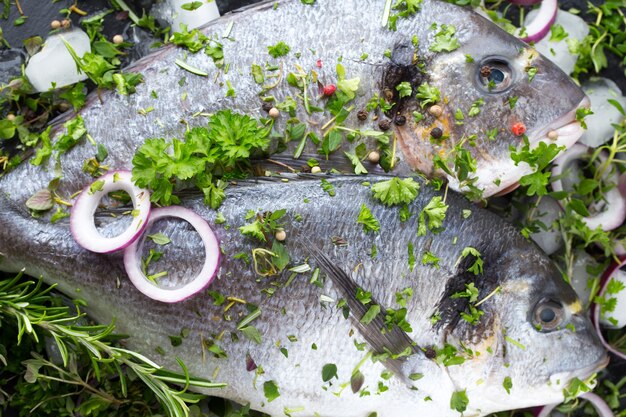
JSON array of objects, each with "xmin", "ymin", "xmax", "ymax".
[{"xmin": 132, "ymin": 110, "xmax": 270, "ymax": 207}]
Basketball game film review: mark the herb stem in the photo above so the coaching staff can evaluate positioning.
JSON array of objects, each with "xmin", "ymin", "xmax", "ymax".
[
  {"xmin": 267, "ymin": 159, "xmax": 297, "ymax": 173},
  {"xmin": 14, "ymin": 0, "xmax": 24, "ymax": 15}
]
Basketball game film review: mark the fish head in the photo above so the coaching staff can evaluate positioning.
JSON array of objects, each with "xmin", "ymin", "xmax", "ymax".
[
  {"xmin": 447, "ymin": 240, "xmax": 608, "ymax": 414},
  {"xmin": 389, "ymin": 8, "xmax": 590, "ymax": 198}
]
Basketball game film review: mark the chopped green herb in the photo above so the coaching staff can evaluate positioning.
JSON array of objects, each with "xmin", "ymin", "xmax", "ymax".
[{"xmin": 357, "ymin": 204, "xmax": 380, "ymax": 233}]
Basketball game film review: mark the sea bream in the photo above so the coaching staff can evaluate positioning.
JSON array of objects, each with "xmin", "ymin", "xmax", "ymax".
[
  {"xmin": 0, "ymin": 0, "xmax": 605, "ymax": 416},
  {"xmin": 24, "ymin": 0, "xmax": 587, "ymax": 198},
  {"xmin": 0, "ymin": 172, "xmax": 609, "ymax": 416}
]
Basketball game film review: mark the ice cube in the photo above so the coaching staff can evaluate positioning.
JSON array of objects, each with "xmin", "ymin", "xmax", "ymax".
[
  {"xmin": 152, "ymin": 0, "xmax": 220, "ymax": 31},
  {"xmin": 24, "ymin": 28, "xmax": 91, "ymax": 93}
]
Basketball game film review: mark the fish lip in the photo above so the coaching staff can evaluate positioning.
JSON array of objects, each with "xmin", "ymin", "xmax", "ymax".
[
  {"xmin": 527, "ymin": 95, "xmax": 591, "ymax": 149},
  {"xmin": 548, "ymin": 354, "xmax": 610, "ymax": 389}
]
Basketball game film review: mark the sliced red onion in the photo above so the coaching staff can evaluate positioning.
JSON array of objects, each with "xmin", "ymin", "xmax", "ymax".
[
  {"xmin": 592, "ymin": 257, "xmax": 626, "ymax": 360},
  {"xmin": 535, "ymin": 394, "xmax": 614, "ymax": 417},
  {"xmin": 551, "ymin": 143, "xmax": 588, "ymax": 193},
  {"xmin": 579, "ymin": 393, "xmax": 615, "ymax": 417},
  {"xmin": 551, "ymin": 144, "xmax": 626, "ymax": 231},
  {"xmin": 70, "ymin": 171, "xmax": 151, "ymax": 254},
  {"xmin": 123, "ymin": 206, "xmax": 220, "ymax": 303},
  {"xmin": 519, "ymin": 0, "xmax": 558, "ymax": 43},
  {"xmin": 535, "ymin": 404, "xmax": 559, "ymax": 417}
]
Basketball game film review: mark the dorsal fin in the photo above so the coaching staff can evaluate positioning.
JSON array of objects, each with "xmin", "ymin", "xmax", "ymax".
[{"xmin": 306, "ymin": 243, "xmax": 427, "ymax": 382}]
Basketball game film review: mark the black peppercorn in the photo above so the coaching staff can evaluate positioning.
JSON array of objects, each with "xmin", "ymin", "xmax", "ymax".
[
  {"xmin": 357, "ymin": 110, "xmax": 368, "ymax": 121},
  {"xmin": 430, "ymin": 127, "xmax": 443, "ymax": 139},
  {"xmin": 394, "ymin": 115, "xmax": 406, "ymax": 126},
  {"xmin": 262, "ymin": 102, "xmax": 273, "ymax": 112},
  {"xmin": 378, "ymin": 119, "xmax": 392, "ymax": 131}
]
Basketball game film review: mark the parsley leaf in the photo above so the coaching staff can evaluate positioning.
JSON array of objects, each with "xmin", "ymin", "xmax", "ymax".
[
  {"xmin": 415, "ymin": 83, "xmax": 441, "ymax": 108},
  {"xmin": 396, "ymin": 81, "xmax": 413, "ymax": 98},
  {"xmin": 268, "ymin": 41, "xmax": 290, "ymax": 58},
  {"xmin": 417, "ymin": 196, "xmax": 448, "ymax": 235},
  {"xmin": 430, "ymin": 24, "xmax": 460, "ymax": 52},
  {"xmin": 450, "ymin": 390, "xmax": 469, "ymax": 413},
  {"xmin": 371, "ymin": 177, "xmax": 420, "ymax": 206},
  {"xmin": 357, "ymin": 204, "xmax": 381, "ymax": 233},
  {"xmin": 549, "ymin": 24, "xmax": 568, "ymax": 42}
]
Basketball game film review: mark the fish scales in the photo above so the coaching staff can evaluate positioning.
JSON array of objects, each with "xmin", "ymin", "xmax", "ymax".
[{"xmin": 0, "ymin": 0, "xmax": 604, "ymax": 416}]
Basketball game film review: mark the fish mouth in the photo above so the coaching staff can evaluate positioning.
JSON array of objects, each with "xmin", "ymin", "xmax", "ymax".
[
  {"xmin": 548, "ymin": 354, "xmax": 609, "ymax": 389},
  {"xmin": 528, "ymin": 95, "xmax": 591, "ymax": 150},
  {"xmin": 478, "ymin": 95, "xmax": 591, "ymax": 198}
]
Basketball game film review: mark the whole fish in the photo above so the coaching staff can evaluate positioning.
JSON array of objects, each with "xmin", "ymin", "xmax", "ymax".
[
  {"xmin": 0, "ymin": 0, "xmax": 604, "ymax": 416},
  {"xmin": 33, "ymin": 0, "xmax": 586, "ymax": 198},
  {"xmin": 0, "ymin": 174, "xmax": 608, "ymax": 417}
]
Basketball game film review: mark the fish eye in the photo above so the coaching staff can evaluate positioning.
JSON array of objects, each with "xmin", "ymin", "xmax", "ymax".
[
  {"xmin": 477, "ymin": 59, "xmax": 513, "ymax": 93},
  {"xmin": 532, "ymin": 299, "xmax": 565, "ymax": 332}
]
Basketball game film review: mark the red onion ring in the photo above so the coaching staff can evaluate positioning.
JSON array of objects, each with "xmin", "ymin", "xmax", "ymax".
[
  {"xmin": 519, "ymin": 0, "xmax": 558, "ymax": 43},
  {"xmin": 551, "ymin": 144, "xmax": 626, "ymax": 231},
  {"xmin": 123, "ymin": 206, "xmax": 220, "ymax": 303},
  {"xmin": 70, "ymin": 171, "xmax": 151, "ymax": 254},
  {"xmin": 535, "ymin": 393, "xmax": 615, "ymax": 417},
  {"xmin": 592, "ymin": 257, "xmax": 626, "ymax": 360}
]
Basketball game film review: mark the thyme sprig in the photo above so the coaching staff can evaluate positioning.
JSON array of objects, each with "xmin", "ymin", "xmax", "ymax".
[{"xmin": 0, "ymin": 272, "xmax": 225, "ymax": 417}]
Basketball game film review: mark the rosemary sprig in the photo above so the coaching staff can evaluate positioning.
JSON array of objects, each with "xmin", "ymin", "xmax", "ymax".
[{"xmin": 0, "ymin": 271, "xmax": 226, "ymax": 417}]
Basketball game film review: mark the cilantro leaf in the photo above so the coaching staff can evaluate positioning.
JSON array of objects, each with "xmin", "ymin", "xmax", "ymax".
[{"xmin": 371, "ymin": 177, "xmax": 420, "ymax": 206}]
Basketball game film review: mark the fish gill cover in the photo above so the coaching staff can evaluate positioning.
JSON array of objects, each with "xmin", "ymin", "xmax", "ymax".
[{"xmin": 0, "ymin": 0, "xmax": 624, "ymax": 417}]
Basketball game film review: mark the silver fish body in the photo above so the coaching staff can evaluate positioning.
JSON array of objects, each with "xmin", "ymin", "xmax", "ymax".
[
  {"xmin": 0, "ymin": 174, "xmax": 607, "ymax": 417},
  {"xmin": 0, "ymin": 0, "xmax": 603, "ymax": 416}
]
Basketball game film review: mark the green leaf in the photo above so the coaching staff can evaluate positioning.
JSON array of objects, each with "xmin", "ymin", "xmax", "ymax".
[
  {"xmin": 240, "ymin": 325, "xmax": 262, "ymax": 344},
  {"xmin": 415, "ymin": 83, "xmax": 440, "ymax": 108},
  {"xmin": 549, "ymin": 24, "xmax": 568, "ymax": 42},
  {"xmin": 239, "ymin": 221, "xmax": 266, "ymax": 242},
  {"xmin": 322, "ymin": 363, "xmax": 338, "ymax": 382},
  {"xmin": 429, "ymin": 24, "xmax": 460, "ymax": 52},
  {"xmin": 271, "ymin": 241, "xmax": 290, "ymax": 272},
  {"xmin": 320, "ymin": 179, "xmax": 336, "ymax": 197},
  {"xmin": 344, "ymin": 152, "xmax": 368, "ymax": 175},
  {"xmin": 268, "ymin": 41, "xmax": 290, "ymax": 58},
  {"xmin": 263, "ymin": 380, "xmax": 280, "ymax": 402},
  {"xmin": 450, "ymin": 389, "xmax": 469, "ymax": 413},
  {"xmin": 503, "ymin": 376, "xmax": 513, "ymax": 394},
  {"xmin": 181, "ymin": 1, "xmax": 203, "ymax": 11},
  {"xmin": 361, "ymin": 305, "xmax": 380, "ymax": 325},
  {"xmin": 0, "ymin": 119, "xmax": 15, "ymax": 140},
  {"xmin": 357, "ymin": 204, "xmax": 380, "ymax": 233},
  {"xmin": 148, "ymin": 233, "xmax": 171, "ymax": 245},
  {"xmin": 417, "ymin": 196, "xmax": 448, "ymax": 235},
  {"xmin": 371, "ymin": 177, "xmax": 420, "ymax": 206},
  {"xmin": 396, "ymin": 81, "xmax": 413, "ymax": 98},
  {"xmin": 251, "ymin": 64, "xmax": 264, "ymax": 84},
  {"xmin": 25, "ymin": 189, "xmax": 53, "ymax": 211},
  {"xmin": 519, "ymin": 171, "xmax": 551, "ymax": 196}
]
